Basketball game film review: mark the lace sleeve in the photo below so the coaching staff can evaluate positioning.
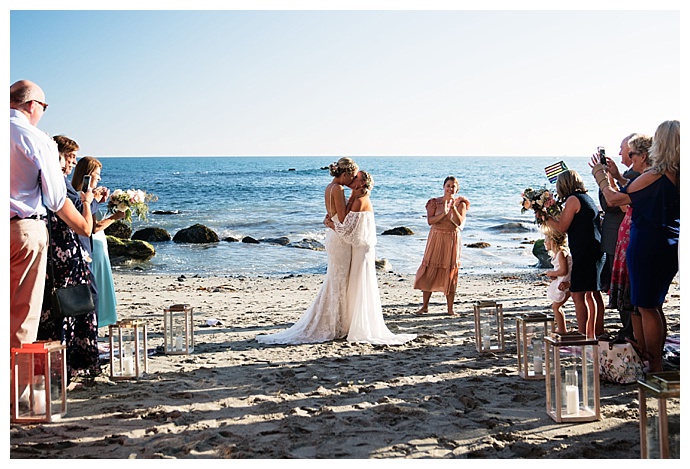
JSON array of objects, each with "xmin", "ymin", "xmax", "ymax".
[{"xmin": 334, "ymin": 212, "xmax": 376, "ymax": 247}]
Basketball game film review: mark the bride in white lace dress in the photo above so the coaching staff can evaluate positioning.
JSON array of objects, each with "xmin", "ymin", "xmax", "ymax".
[
  {"xmin": 256, "ymin": 158, "xmax": 358, "ymax": 344},
  {"xmin": 328, "ymin": 171, "xmax": 416, "ymax": 345}
]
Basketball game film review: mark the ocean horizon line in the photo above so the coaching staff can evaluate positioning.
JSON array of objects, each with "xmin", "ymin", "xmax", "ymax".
[{"xmin": 96, "ymin": 154, "xmax": 584, "ymax": 159}]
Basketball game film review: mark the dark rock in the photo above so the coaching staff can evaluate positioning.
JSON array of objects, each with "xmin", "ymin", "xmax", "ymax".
[
  {"xmin": 242, "ymin": 236, "xmax": 260, "ymax": 244},
  {"xmin": 173, "ymin": 224, "xmax": 220, "ymax": 243},
  {"xmin": 261, "ymin": 237, "xmax": 290, "ymax": 246},
  {"xmin": 488, "ymin": 222, "xmax": 532, "ymax": 233},
  {"xmin": 151, "ymin": 210, "xmax": 180, "ymax": 215},
  {"xmin": 288, "ymin": 238, "xmax": 325, "ymax": 251},
  {"xmin": 224, "ymin": 236, "xmax": 241, "ymax": 242},
  {"xmin": 132, "ymin": 227, "xmax": 171, "ymax": 242},
  {"xmin": 381, "ymin": 226, "xmax": 414, "ymax": 236},
  {"xmin": 104, "ymin": 221, "xmax": 132, "ymax": 239},
  {"xmin": 106, "ymin": 235, "xmax": 155, "ymax": 261},
  {"xmin": 466, "ymin": 242, "xmax": 491, "ymax": 248},
  {"xmin": 533, "ymin": 238, "xmax": 553, "ymax": 268}
]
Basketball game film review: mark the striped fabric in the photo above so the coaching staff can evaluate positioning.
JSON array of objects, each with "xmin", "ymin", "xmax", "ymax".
[{"xmin": 544, "ymin": 161, "xmax": 568, "ymax": 183}]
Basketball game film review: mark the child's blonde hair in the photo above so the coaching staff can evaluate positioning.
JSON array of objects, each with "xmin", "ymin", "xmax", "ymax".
[{"xmin": 542, "ymin": 227, "xmax": 568, "ymax": 255}]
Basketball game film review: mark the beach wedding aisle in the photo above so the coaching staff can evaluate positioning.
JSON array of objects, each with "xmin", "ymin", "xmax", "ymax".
[{"xmin": 9, "ymin": 270, "xmax": 680, "ymax": 459}]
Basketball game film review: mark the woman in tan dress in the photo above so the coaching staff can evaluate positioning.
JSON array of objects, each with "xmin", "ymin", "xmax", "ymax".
[{"xmin": 413, "ymin": 176, "xmax": 469, "ymax": 316}]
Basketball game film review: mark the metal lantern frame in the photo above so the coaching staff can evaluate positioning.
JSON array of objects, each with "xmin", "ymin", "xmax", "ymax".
[
  {"xmin": 473, "ymin": 300, "xmax": 505, "ymax": 353},
  {"xmin": 163, "ymin": 303, "xmax": 194, "ymax": 355},
  {"xmin": 638, "ymin": 371, "xmax": 680, "ymax": 459},
  {"xmin": 109, "ymin": 319, "xmax": 148, "ymax": 380},
  {"xmin": 544, "ymin": 332, "xmax": 600, "ymax": 423},
  {"xmin": 11, "ymin": 340, "xmax": 67, "ymax": 423},
  {"xmin": 516, "ymin": 312, "xmax": 554, "ymax": 380}
]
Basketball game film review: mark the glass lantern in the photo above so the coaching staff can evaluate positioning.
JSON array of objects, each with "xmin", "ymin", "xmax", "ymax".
[
  {"xmin": 473, "ymin": 300, "xmax": 504, "ymax": 353},
  {"xmin": 516, "ymin": 312, "xmax": 554, "ymax": 380},
  {"xmin": 109, "ymin": 319, "xmax": 148, "ymax": 379},
  {"xmin": 163, "ymin": 304, "xmax": 194, "ymax": 355},
  {"xmin": 544, "ymin": 332, "xmax": 600, "ymax": 423},
  {"xmin": 10, "ymin": 341, "xmax": 67, "ymax": 423},
  {"xmin": 638, "ymin": 371, "xmax": 680, "ymax": 458}
]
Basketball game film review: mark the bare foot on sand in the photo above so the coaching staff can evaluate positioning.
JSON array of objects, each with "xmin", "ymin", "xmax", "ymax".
[{"xmin": 414, "ymin": 308, "xmax": 428, "ymax": 315}]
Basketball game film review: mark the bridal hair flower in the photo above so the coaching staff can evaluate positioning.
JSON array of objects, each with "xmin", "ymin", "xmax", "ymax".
[
  {"xmin": 520, "ymin": 187, "xmax": 563, "ymax": 226},
  {"xmin": 107, "ymin": 189, "xmax": 157, "ymax": 224}
]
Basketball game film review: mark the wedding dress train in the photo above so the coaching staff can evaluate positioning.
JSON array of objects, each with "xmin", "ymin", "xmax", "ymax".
[
  {"xmin": 335, "ymin": 211, "xmax": 416, "ymax": 345},
  {"xmin": 256, "ymin": 215, "xmax": 352, "ymax": 344}
]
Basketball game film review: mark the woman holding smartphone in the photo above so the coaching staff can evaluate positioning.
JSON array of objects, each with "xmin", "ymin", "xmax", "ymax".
[{"xmin": 72, "ymin": 157, "xmax": 125, "ymax": 329}]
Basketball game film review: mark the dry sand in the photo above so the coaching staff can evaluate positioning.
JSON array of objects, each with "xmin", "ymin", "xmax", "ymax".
[{"xmin": 9, "ymin": 270, "xmax": 681, "ymax": 459}]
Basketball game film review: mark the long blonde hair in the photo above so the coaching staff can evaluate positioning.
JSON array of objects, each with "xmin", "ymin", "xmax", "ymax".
[{"xmin": 649, "ymin": 120, "xmax": 680, "ymax": 182}]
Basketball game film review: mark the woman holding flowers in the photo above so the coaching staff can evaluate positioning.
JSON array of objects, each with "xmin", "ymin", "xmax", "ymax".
[
  {"xmin": 72, "ymin": 157, "xmax": 125, "ymax": 328},
  {"xmin": 543, "ymin": 169, "xmax": 605, "ymax": 339}
]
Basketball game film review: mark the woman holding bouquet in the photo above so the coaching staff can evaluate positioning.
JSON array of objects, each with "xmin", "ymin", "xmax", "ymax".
[
  {"xmin": 72, "ymin": 157, "xmax": 125, "ymax": 328},
  {"xmin": 544, "ymin": 170, "xmax": 605, "ymax": 339},
  {"xmin": 413, "ymin": 176, "xmax": 470, "ymax": 316}
]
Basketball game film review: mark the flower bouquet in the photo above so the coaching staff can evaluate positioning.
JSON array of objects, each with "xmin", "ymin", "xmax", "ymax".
[
  {"xmin": 520, "ymin": 187, "xmax": 563, "ymax": 226},
  {"xmin": 107, "ymin": 189, "xmax": 157, "ymax": 224}
]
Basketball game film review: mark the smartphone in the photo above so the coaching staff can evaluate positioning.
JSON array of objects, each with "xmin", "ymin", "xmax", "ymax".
[
  {"xmin": 598, "ymin": 146, "xmax": 606, "ymax": 165},
  {"xmin": 82, "ymin": 175, "xmax": 92, "ymax": 192}
]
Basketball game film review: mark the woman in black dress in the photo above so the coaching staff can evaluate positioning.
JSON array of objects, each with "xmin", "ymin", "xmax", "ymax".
[
  {"xmin": 37, "ymin": 146, "xmax": 100, "ymax": 382},
  {"xmin": 544, "ymin": 169, "xmax": 605, "ymax": 339}
]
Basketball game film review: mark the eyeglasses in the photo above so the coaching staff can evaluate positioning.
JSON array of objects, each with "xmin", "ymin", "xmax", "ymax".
[
  {"xmin": 30, "ymin": 100, "xmax": 49, "ymax": 111},
  {"xmin": 629, "ymin": 151, "xmax": 640, "ymax": 157}
]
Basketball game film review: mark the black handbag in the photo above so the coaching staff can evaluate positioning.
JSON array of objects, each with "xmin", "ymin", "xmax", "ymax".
[{"xmin": 51, "ymin": 282, "xmax": 95, "ymax": 317}]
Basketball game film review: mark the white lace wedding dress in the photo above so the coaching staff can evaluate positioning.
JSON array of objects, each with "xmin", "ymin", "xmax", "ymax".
[
  {"xmin": 334, "ymin": 211, "xmax": 417, "ymax": 345},
  {"xmin": 256, "ymin": 215, "xmax": 352, "ymax": 344}
]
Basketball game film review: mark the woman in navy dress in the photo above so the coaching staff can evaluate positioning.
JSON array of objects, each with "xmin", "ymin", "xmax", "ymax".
[
  {"xmin": 594, "ymin": 120, "xmax": 680, "ymax": 372},
  {"xmin": 544, "ymin": 170, "xmax": 605, "ymax": 339}
]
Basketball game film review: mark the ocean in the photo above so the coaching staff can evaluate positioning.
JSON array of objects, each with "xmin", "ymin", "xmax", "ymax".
[{"xmin": 95, "ymin": 156, "xmax": 597, "ymax": 278}]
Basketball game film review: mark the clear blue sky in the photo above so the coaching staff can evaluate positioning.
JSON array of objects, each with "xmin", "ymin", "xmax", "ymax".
[{"xmin": 8, "ymin": 1, "xmax": 682, "ymax": 157}]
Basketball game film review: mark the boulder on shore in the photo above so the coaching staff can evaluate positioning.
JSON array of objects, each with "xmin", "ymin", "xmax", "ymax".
[
  {"xmin": 104, "ymin": 221, "xmax": 132, "ymax": 240},
  {"xmin": 132, "ymin": 227, "xmax": 171, "ymax": 242},
  {"xmin": 381, "ymin": 227, "xmax": 414, "ymax": 236},
  {"xmin": 173, "ymin": 224, "xmax": 220, "ymax": 243},
  {"xmin": 106, "ymin": 235, "xmax": 155, "ymax": 262},
  {"xmin": 532, "ymin": 238, "xmax": 553, "ymax": 268}
]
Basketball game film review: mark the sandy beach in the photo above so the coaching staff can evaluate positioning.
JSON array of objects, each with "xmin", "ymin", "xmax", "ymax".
[{"xmin": 9, "ymin": 270, "xmax": 680, "ymax": 459}]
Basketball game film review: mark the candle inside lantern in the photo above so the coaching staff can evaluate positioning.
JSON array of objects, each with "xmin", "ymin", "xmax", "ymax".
[
  {"xmin": 175, "ymin": 336, "xmax": 184, "ymax": 351},
  {"xmin": 481, "ymin": 324, "xmax": 491, "ymax": 349},
  {"xmin": 533, "ymin": 339, "xmax": 543, "ymax": 375},
  {"xmin": 565, "ymin": 369, "xmax": 579, "ymax": 414},
  {"xmin": 32, "ymin": 375, "xmax": 46, "ymax": 415},
  {"xmin": 533, "ymin": 355, "xmax": 543, "ymax": 375},
  {"xmin": 123, "ymin": 344, "xmax": 135, "ymax": 376}
]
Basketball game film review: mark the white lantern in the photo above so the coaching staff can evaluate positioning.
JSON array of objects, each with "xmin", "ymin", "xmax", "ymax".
[
  {"xmin": 544, "ymin": 332, "xmax": 600, "ymax": 423},
  {"xmin": 109, "ymin": 319, "xmax": 148, "ymax": 379},
  {"xmin": 638, "ymin": 371, "xmax": 680, "ymax": 458},
  {"xmin": 163, "ymin": 304, "xmax": 194, "ymax": 355},
  {"xmin": 473, "ymin": 300, "xmax": 504, "ymax": 353},
  {"xmin": 516, "ymin": 312, "xmax": 554, "ymax": 380}
]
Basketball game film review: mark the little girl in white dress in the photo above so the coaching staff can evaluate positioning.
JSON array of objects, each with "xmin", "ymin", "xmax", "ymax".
[{"xmin": 544, "ymin": 230, "xmax": 572, "ymax": 333}]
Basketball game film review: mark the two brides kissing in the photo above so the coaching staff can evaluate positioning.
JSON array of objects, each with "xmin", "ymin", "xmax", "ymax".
[{"xmin": 256, "ymin": 157, "xmax": 416, "ymax": 346}]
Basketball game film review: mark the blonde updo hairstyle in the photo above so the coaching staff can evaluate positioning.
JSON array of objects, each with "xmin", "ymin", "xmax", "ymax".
[
  {"xmin": 358, "ymin": 170, "xmax": 374, "ymax": 196},
  {"xmin": 627, "ymin": 134, "xmax": 653, "ymax": 165},
  {"xmin": 329, "ymin": 157, "xmax": 358, "ymax": 178}
]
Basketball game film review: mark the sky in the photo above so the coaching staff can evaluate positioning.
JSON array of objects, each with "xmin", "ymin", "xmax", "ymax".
[{"xmin": 7, "ymin": 1, "xmax": 683, "ymax": 157}]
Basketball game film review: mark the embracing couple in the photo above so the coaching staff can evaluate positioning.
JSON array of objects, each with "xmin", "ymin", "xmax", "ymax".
[{"xmin": 256, "ymin": 158, "xmax": 416, "ymax": 346}]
